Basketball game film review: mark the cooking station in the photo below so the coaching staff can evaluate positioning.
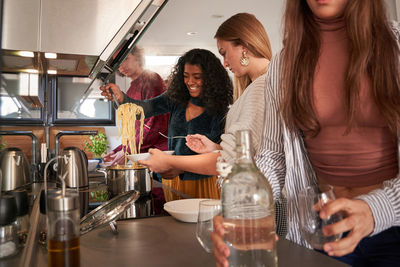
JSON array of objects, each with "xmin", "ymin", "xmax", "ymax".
[{"xmin": 0, "ymin": 180, "xmax": 349, "ymax": 267}]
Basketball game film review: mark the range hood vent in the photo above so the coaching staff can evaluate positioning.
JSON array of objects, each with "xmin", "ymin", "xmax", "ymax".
[{"xmin": 89, "ymin": 0, "xmax": 168, "ymax": 82}]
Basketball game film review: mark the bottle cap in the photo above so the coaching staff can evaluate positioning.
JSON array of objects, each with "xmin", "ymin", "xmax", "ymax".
[{"xmin": 48, "ymin": 190, "xmax": 79, "ymax": 212}]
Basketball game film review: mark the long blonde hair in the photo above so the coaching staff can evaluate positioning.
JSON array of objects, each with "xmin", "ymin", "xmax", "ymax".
[
  {"xmin": 215, "ymin": 13, "xmax": 272, "ymax": 100},
  {"xmin": 280, "ymin": 0, "xmax": 400, "ymax": 135}
]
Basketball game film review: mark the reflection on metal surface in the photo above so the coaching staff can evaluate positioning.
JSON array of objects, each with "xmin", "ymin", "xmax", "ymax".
[{"xmin": 1, "ymin": 50, "xmax": 97, "ymax": 76}]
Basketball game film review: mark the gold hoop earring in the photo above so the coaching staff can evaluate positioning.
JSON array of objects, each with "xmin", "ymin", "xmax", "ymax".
[{"xmin": 240, "ymin": 51, "xmax": 250, "ymax": 66}]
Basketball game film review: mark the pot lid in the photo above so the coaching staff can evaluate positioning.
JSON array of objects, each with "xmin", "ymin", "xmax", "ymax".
[{"xmin": 80, "ymin": 190, "xmax": 140, "ymax": 235}]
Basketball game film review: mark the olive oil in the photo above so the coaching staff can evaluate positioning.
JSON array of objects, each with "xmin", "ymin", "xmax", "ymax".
[{"xmin": 48, "ymin": 237, "xmax": 80, "ymax": 267}]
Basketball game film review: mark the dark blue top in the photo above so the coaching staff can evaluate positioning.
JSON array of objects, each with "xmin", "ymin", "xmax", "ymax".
[{"xmin": 123, "ymin": 92, "xmax": 225, "ymax": 180}]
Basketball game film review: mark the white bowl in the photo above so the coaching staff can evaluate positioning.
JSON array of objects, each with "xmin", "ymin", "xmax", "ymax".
[
  {"xmin": 163, "ymin": 198, "xmax": 210, "ymax": 223},
  {"xmin": 127, "ymin": 150, "xmax": 175, "ymax": 163},
  {"xmin": 87, "ymin": 159, "xmax": 100, "ymax": 172}
]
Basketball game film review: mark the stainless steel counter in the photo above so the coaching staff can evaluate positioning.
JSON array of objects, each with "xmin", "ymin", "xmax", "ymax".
[
  {"xmin": 0, "ymin": 181, "xmax": 349, "ymax": 267},
  {"xmin": 14, "ymin": 216, "xmax": 346, "ymax": 267}
]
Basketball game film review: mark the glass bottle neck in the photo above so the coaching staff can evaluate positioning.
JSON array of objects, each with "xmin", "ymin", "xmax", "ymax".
[
  {"xmin": 234, "ymin": 130, "xmax": 253, "ymax": 164},
  {"xmin": 236, "ymin": 146, "xmax": 253, "ymax": 163}
]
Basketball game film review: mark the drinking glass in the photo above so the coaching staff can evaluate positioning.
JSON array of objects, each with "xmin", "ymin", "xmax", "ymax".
[
  {"xmin": 196, "ymin": 199, "xmax": 222, "ymax": 253},
  {"xmin": 298, "ymin": 184, "xmax": 343, "ymax": 250}
]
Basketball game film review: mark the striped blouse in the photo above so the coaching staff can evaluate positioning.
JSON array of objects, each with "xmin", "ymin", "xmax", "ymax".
[{"xmin": 255, "ymin": 21, "xmax": 400, "ymax": 247}]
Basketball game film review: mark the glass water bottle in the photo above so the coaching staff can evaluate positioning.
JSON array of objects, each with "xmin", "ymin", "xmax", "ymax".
[{"xmin": 221, "ymin": 129, "xmax": 277, "ymax": 267}]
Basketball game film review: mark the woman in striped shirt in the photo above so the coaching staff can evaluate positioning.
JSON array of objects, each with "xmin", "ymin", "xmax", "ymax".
[{"xmin": 212, "ymin": 1, "xmax": 400, "ymax": 266}]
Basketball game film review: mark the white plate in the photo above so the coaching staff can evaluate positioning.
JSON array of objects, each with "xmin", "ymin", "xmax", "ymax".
[
  {"xmin": 127, "ymin": 150, "xmax": 174, "ymax": 162},
  {"xmin": 163, "ymin": 198, "xmax": 211, "ymax": 223},
  {"xmin": 87, "ymin": 159, "xmax": 100, "ymax": 172}
]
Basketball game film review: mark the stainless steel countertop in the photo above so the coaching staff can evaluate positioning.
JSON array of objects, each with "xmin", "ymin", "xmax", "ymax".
[
  {"xmin": 0, "ymin": 181, "xmax": 349, "ymax": 267},
  {"xmin": 38, "ymin": 216, "xmax": 348, "ymax": 267}
]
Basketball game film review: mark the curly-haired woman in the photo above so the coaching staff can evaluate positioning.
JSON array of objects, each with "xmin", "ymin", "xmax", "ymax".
[
  {"xmin": 134, "ymin": 13, "xmax": 272, "ymax": 192},
  {"xmin": 101, "ymin": 48, "xmax": 233, "ymax": 200}
]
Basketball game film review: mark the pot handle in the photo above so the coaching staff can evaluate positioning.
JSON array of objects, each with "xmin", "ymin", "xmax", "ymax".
[{"xmin": 95, "ymin": 168, "xmax": 108, "ymax": 184}]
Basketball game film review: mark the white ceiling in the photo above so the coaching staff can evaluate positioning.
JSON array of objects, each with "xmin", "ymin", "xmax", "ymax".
[
  {"xmin": 139, "ymin": 0, "xmax": 399, "ymax": 58},
  {"xmin": 139, "ymin": 0, "xmax": 286, "ymax": 57}
]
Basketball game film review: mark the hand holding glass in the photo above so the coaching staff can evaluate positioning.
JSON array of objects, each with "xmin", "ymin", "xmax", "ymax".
[
  {"xmin": 298, "ymin": 184, "xmax": 343, "ymax": 250},
  {"xmin": 196, "ymin": 199, "xmax": 222, "ymax": 253}
]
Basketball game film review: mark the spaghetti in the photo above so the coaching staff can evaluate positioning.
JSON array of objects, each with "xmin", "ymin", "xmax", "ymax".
[{"xmin": 116, "ymin": 103, "xmax": 145, "ymax": 164}]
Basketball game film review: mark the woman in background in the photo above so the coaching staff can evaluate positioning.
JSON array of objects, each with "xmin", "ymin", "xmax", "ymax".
[
  {"xmin": 101, "ymin": 48, "xmax": 233, "ymax": 201},
  {"xmin": 213, "ymin": 1, "xmax": 400, "ymax": 266}
]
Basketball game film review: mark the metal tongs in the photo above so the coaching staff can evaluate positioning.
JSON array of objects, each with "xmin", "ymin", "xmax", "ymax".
[{"xmin": 109, "ymin": 88, "xmax": 121, "ymax": 108}]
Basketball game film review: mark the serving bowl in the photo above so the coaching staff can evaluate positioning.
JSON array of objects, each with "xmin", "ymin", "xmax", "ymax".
[
  {"xmin": 87, "ymin": 159, "xmax": 100, "ymax": 172},
  {"xmin": 163, "ymin": 198, "xmax": 211, "ymax": 223},
  {"xmin": 127, "ymin": 150, "xmax": 174, "ymax": 163}
]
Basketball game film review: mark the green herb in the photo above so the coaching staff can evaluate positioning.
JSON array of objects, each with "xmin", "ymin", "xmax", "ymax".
[
  {"xmin": 90, "ymin": 190, "xmax": 108, "ymax": 202},
  {"xmin": 84, "ymin": 132, "xmax": 108, "ymax": 158},
  {"xmin": 0, "ymin": 136, "xmax": 6, "ymax": 150}
]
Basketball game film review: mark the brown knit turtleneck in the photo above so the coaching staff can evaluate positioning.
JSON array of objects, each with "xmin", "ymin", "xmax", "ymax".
[{"xmin": 302, "ymin": 17, "xmax": 398, "ymax": 187}]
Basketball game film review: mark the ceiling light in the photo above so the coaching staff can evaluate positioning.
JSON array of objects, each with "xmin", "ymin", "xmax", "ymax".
[
  {"xmin": 26, "ymin": 69, "xmax": 38, "ymax": 73},
  {"xmin": 47, "ymin": 70, "xmax": 57, "ymax": 75},
  {"xmin": 186, "ymin": 32, "xmax": 198, "ymax": 36},
  {"xmin": 45, "ymin": 53, "xmax": 57, "ymax": 59},
  {"xmin": 18, "ymin": 51, "xmax": 34, "ymax": 57}
]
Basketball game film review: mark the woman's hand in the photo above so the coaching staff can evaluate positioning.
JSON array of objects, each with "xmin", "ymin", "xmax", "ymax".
[
  {"xmin": 103, "ymin": 150, "xmax": 125, "ymax": 165},
  {"xmin": 139, "ymin": 148, "xmax": 172, "ymax": 173},
  {"xmin": 320, "ymin": 198, "xmax": 374, "ymax": 257},
  {"xmin": 99, "ymin": 83, "xmax": 124, "ymax": 103},
  {"xmin": 186, "ymin": 134, "xmax": 221, "ymax": 154},
  {"xmin": 211, "ymin": 216, "xmax": 230, "ymax": 267},
  {"xmin": 103, "ymin": 151, "xmax": 115, "ymax": 162}
]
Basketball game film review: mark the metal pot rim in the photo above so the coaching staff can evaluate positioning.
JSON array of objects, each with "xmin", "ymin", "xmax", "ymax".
[{"xmin": 105, "ymin": 164, "xmax": 147, "ymax": 170}]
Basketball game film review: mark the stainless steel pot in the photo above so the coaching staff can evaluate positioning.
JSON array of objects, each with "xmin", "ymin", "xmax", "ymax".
[
  {"xmin": 0, "ymin": 148, "xmax": 31, "ymax": 191},
  {"xmin": 97, "ymin": 165, "xmax": 152, "ymax": 198}
]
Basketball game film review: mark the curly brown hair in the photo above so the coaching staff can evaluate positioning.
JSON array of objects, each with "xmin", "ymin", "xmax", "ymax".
[{"xmin": 166, "ymin": 49, "xmax": 233, "ymax": 115}]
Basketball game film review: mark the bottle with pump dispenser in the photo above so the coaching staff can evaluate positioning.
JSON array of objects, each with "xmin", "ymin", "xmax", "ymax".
[
  {"xmin": 44, "ymin": 156, "xmax": 81, "ymax": 267},
  {"xmin": 221, "ymin": 129, "xmax": 277, "ymax": 267}
]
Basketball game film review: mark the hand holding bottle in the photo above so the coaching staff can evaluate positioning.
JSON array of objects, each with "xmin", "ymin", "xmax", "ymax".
[{"xmin": 211, "ymin": 215, "xmax": 230, "ymax": 267}]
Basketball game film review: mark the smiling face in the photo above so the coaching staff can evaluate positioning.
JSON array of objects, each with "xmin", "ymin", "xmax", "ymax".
[
  {"xmin": 183, "ymin": 64, "xmax": 203, "ymax": 98},
  {"xmin": 217, "ymin": 39, "xmax": 246, "ymax": 78},
  {"xmin": 306, "ymin": 0, "xmax": 349, "ymax": 20}
]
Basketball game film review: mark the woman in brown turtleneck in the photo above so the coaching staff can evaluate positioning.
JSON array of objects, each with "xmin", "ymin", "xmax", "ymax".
[{"xmin": 212, "ymin": 1, "xmax": 400, "ymax": 267}]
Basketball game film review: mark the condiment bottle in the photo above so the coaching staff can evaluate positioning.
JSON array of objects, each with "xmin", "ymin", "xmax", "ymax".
[
  {"xmin": 221, "ymin": 129, "xmax": 277, "ymax": 267},
  {"xmin": 47, "ymin": 189, "xmax": 80, "ymax": 267}
]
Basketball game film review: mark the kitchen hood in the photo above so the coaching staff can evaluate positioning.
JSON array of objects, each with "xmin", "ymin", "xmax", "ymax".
[
  {"xmin": 89, "ymin": 0, "xmax": 168, "ymax": 83},
  {"xmin": 1, "ymin": 0, "xmax": 168, "ymax": 77}
]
